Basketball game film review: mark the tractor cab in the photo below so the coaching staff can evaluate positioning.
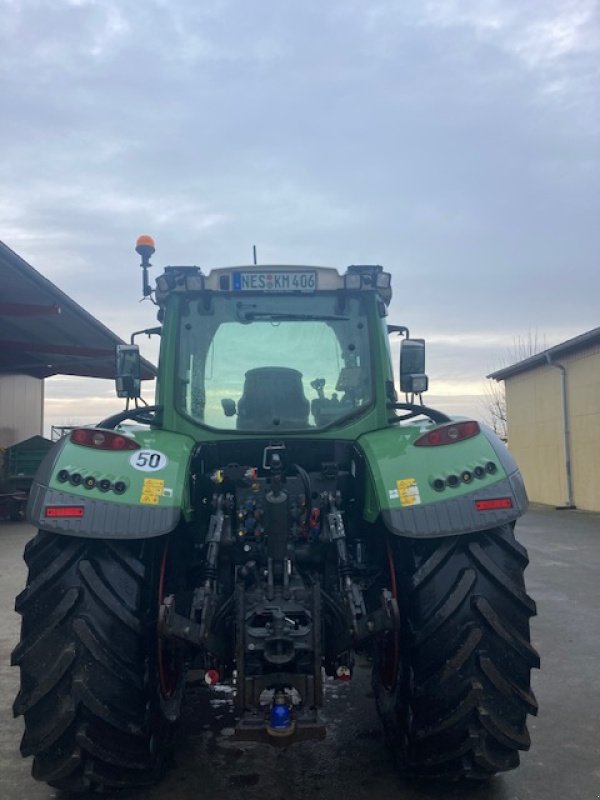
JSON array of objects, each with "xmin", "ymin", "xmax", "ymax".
[{"xmin": 117, "ymin": 237, "xmax": 429, "ymax": 439}]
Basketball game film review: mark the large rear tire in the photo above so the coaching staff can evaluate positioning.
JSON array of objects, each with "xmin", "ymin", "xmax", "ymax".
[
  {"xmin": 12, "ymin": 531, "xmax": 179, "ymax": 793},
  {"xmin": 374, "ymin": 524, "xmax": 539, "ymax": 780}
]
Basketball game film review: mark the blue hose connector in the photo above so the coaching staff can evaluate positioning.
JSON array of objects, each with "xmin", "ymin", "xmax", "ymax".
[{"xmin": 270, "ymin": 701, "xmax": 292, "ymax": 730}]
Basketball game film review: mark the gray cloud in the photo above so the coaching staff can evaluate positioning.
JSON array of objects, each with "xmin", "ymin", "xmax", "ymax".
[{"xmin": 2, "ymin": 0, "xmax": 599, "ymax": 428}]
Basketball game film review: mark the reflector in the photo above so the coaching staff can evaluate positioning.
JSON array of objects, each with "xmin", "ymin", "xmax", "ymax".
[
  {"xmin": 45, "ymin": 506, "xmax": 84, "ymax": 518},
  {"xmin": 475, "ymin": 498, "xmax": 513, "ymax": 511}
]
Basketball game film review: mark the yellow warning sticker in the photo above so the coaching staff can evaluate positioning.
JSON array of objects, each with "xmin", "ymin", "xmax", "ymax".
[
  {"xmin": 140, "ymin": 478, "xmax": 164, "ymax": 505},
  {"xmin": 396, "ymin": 478, "xmax": 421, "ymax": 506},
  {"xmin": 140, "ymin": 493, "xmax": 160, "ymax": 505},
  {"xmin": 143, "ymin": 479, "xmax": 165, "ymax": 491}
]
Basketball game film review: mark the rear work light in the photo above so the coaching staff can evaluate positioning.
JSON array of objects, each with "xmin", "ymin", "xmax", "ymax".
[
  {"xmin": 70, "ymin": 429, "xmax": 139, "ymax": 451},
  {"xmin": 45, "ymin": 506, "xmax": 84, "ymax": 518},
  {"xmin": 475, "ymin": 498, "xmax": 513, "ymax": 511},
  {"xmin": 414, "ymin": 420, "xmax": 480, "ymax": 447}
]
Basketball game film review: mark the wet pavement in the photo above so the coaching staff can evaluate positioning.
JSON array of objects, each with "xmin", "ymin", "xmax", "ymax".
[{"xmin": 1, "ymin": 507, "xmax": 599, "ymax": 799}]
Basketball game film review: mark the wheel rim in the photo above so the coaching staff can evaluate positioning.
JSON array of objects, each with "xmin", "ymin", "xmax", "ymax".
[
  {"xmin": 157, "ymin": 542, "xmax": 180, "ymax": 699},
  {"xmin": 377, "ymin": 537, "xmax": 400, "ymax": 691}
]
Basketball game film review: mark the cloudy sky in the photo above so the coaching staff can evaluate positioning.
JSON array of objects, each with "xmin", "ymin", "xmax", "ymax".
[{"xmin": 1, "ymin": 0, "xmax": 599, "ymax": 431}]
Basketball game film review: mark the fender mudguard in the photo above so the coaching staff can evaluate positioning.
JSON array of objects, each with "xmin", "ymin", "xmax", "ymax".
[
  {"xmin": 358, "ymin": 422, "xmax": 528, "ymax": 538},
  {"xmin": 27, "ymin": 428, "xmax": 195, "ymax": 539}
]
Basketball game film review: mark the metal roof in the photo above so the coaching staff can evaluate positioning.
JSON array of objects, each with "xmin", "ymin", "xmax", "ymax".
[
  {"xmin": 488, "ymin": 326, "xmax": 600, "ymax": 381},
  {"xmin": 0, "ymin": 240, "xmax": 156, "ymax": 380}
]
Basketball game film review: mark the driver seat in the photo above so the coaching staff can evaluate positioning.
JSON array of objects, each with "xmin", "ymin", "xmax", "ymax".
[{"xmin": 237, "ymin": 367, "xmax": 310, "ymax": 430}]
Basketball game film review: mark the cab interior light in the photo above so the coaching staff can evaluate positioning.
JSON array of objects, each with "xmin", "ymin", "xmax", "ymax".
[
  {"xmin": 344, "ymin": 273, "xmax": 362, "ymax": 290},
  {"xmin": 376, "ymin": 271, "xmax": 391, "ymax": 288},
  {"xmin": 185, "ymin": 274, "xmax": 205, "ymax": 291},
  {"xmin": 156, "ymin": 273, "xmax": 176, "ymax": 293}
]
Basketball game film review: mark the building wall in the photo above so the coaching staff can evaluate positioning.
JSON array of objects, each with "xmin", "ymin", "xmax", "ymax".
[
  {"xmin": 505, "ymin": 365, "xmax": 566, "ymax": 507},
  {"xmin": 0, "ymin": 375, "xmax": 44, "ymax": 450},
  {"xmin": 505, "ymin": 345, "xmax": 600, "ymax": 511},
  {"xmin": 565, "ymin": 344, "xmax": 600, "ymax": 512}
]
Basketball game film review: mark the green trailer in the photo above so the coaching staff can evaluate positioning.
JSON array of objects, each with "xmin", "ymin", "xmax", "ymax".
[
  {"xmin": 0, "ymin": 436, "xmax": 53, "ymax": 520},
  {"xmin": 4, "ymin": 435, "xmax": 54, "ymax": 491},
  {"xmin": 12, "ymin": 238, "xmax": 539, "ymax": 793}
]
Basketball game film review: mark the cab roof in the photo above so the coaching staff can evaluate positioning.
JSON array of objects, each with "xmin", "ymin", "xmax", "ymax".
[{"xmin": 154, "ymin": 263, "xmax": 392, "ymax": 305}]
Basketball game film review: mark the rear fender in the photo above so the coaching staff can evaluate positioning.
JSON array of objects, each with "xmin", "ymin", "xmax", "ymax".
[
  {"xmin": 358, "ymin": 422, "xmax": 527, "ymax": 538},
  {"xmin": 27, "ymin": 428, "xmax": 195, "ymax": 539}
]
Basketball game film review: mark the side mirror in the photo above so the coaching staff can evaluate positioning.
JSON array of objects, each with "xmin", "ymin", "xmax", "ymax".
[
  {"xmin": 221, "ymin": 398, "xmax": 237, "ymax": 417},
  {"xmin": 115, "ymin": 344, "xmax": 141, "ymax": 399},
  {"xmin": 400, "ymin": 338, "xmax": 429, "ymax": 394}
]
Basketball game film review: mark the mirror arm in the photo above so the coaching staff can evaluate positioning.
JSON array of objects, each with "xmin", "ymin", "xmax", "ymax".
[
  {"xmin": 130, "ymin": 326, "xmax": 162, "ymax": 344},
  {"xmin": 99, "ymin": 405, "xmax": 161, "ymax": 429},
  {"xmin": 387, "ymin": 402, "xmax": 451, "ymax": 425},
  {"xmin": 387, "ymin": 324, "xmax": 409, "ymax": 338}
]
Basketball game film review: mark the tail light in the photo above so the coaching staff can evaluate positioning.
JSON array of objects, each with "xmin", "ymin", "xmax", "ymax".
[
  {"xmin": 414, "ymin": 421, "xmax": 480, "ymax": 447},
  {"xmin": 70, "ymin": 428, "xmax": 139, "ymax": 451}
]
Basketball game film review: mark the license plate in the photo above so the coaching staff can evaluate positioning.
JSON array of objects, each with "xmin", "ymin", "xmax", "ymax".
[{"xmin": 232, "ymin": 271, "xmax": 317, "ymax": 292}]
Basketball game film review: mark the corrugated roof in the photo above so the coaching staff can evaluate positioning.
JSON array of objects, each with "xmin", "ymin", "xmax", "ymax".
[
  {"xmin": 0, "ymin": 240, "xmax": 156, "ymax": 380},
  {"xmin": 487, "ymin": 326, "xmax": 600, "ymax": 381}
]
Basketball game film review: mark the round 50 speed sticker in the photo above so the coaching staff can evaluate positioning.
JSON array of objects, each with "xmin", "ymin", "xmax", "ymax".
[{"xmin": 129, "ymin": 450, "xmax": 169, "ymax": 472}]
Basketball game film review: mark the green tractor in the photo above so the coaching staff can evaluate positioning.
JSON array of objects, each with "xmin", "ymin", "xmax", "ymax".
[{"xmin": 13, "ymin": 237, "xmax": 539, "ymax": 793}]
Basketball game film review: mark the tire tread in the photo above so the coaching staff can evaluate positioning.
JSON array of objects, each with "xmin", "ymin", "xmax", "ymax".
[
  {"xmin": 374, "ymin": 524, "xmax": 539, "ymax": 780},
  {"xmin": 13, "ymin": 531, "xmax": 171, "ymax": 793}
]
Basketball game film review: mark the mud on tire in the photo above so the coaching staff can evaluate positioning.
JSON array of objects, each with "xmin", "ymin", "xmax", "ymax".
[
  {"xmin": 12, "ymin": 531, "xmax": 176, "ymax": 793},
  {"xmin": 374, "ymin": 524, "xmax": 540, "ymax": 780}
]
